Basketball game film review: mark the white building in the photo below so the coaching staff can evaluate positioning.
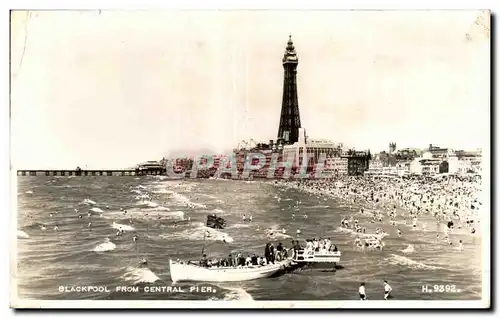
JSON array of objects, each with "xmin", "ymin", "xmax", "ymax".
[
  {"xmin": 447, "ymin": 156, "xmax": 471, "ymax": 175},
  {"xmin": 410, "ymin": 152, "xmax": 441, "ymax": 175},
  {"xmin": 325, "ymin": 157, "xmax": 348, "ymax": 175},
  {"xmin": 366, "ymin": 160, "xmax": 383, "ymax": 175},
  {"xmin": 283, "ymin": 128, "xmax": 342, "ymax": 167}
]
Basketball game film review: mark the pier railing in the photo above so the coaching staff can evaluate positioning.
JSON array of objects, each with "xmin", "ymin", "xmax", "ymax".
[{"xmin": 16, "ymin": 169, "xmax": 165, "ymax": 177}]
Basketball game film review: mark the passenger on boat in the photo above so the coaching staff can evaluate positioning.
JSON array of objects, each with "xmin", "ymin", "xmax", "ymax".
[
  {"xmin": 245, "ymin": 255, "xmax": 252, "ymax": 266},
  {"xmin": 200, "ymin": 254, "xmax": 208, "ymax": 267},
  {"xmin": 251, "ymin": 254, "xmax": 258, "ymax": 265},
  {"xmin": 237, "ymin": 253, "xmax": 246, "ymax": 267},
  {"xmin": 325, "ymin": 238, "xmax": 331, "ymax": 251},
  {"xmin": 259, "ymin": 257, "xmax": 266, "ymax": 266},
  {"xmin": 269, "ymin": 243, "xmax": 276, "ymax": 264},
  {"xmin": 304, "ymin": 240, "xmax": 314, "ymax": 255},
  {"xmin": 292, "ymin": 240, "xmax": 302, "ymax": 251},
  {"xmin": 313, "ymin": 239, "xmax": 320, "ymax": 252},
  {"xmin": 227, "ymin": 254, "xmax": 234, "ymax": 267},
  {"xmin": 264, "ymin": 243, "xmax": 271, "ymax": 264},
  {"xmin": 276, "ymin": 243, "xmax": 284, "ymax": 261}
]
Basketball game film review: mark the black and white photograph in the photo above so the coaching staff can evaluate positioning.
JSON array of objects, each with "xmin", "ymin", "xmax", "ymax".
[{"xmin": 10, "ymin": 9, "xmax": 491, "ymax": 309}]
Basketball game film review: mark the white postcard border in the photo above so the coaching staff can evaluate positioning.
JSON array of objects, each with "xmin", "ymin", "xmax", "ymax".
[{"xmin": 4, "ymin": 0, "xmax": 497, "ymax": 314}]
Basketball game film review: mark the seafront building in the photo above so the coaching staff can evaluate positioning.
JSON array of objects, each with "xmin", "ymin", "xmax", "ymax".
[{"xmin": 368, "ymin": 143, "xmax": 483, "ymax": 177}]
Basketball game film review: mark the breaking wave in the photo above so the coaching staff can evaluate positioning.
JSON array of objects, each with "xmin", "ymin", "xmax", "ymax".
[
  {"xmin": 82, "ymin": 198, "xmax": 96, "ymax": 205},
  {"xmin": 111, "ymin": 222, "xmax": 135, "ymax": 231},
  {"xmin": 401, "ymin": 244, "xmax": 415, "ymax": 254},
  {"xmin": 93, "ymin": 238, "xmax": 116, "ymax": 252},
  {"xmin": 121, "ymin": 267, "xmax": 160, "ymax": 284},
  {"xmin": 17, "ymin": 230, "xmax": 30, "ymax": 239},
  {"xmin": 222, "ymin": 287, "xmax": 254, "ymax": 301},
  {"xmin": 387, "ymin": 254, "xmax": 441, "ymax": 270},
  {"xmin": 161, "ymin": 222, "xmax": 233, "ymax": 243}
]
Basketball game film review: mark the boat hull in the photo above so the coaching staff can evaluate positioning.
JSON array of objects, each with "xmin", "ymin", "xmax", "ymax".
[
  {"xmin": 169, "ymin": 259, "xmax": 283, "ymax": 283},
  {"xmin": 294, "ymin": 250, "xmax": 341, "ymax": 263}
]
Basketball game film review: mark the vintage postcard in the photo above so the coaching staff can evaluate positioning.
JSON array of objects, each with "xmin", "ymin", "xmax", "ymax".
[{"xmin": 10, "ymin": 10, "xmax": 490, "ymax": 309}]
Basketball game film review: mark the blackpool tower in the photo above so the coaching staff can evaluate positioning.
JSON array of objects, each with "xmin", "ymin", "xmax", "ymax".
[{"xmin": 277, "ymin": 35, "xmax": 301, "ymax": 145}]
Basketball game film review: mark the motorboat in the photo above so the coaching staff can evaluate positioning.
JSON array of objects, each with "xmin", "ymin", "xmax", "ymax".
[
  {"xmin": 169, "ymin": 259, "xmax": 285, "ymax": 283},
  {"xmin": 292, "ymin": 249, "xmax": 341, "ymax": 264}
]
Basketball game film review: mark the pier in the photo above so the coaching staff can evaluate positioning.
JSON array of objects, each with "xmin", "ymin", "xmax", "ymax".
[{"xmin": 16, "ymin": 169, "xmax": 165, "ymax": 177}]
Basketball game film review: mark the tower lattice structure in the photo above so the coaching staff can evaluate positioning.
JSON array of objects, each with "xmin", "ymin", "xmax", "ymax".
[{"xmin": 277, "ymin": 35, "xmax": 301, "ymax": 145}]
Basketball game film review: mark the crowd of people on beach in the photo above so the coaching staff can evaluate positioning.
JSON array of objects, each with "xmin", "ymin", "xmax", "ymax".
[{"xmin": 276, "ymin": 173, "xmax": 482, "ymax": 250}]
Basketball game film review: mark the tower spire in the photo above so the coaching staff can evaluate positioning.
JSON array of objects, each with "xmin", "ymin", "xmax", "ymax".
[{"xmin": 277, "ymin": 35, "xmax": 301, "ymax": 145}]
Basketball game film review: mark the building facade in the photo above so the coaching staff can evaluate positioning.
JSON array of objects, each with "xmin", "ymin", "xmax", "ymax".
[{"xmin": 409, "ymin": 152, "xmax": 441, "ymax": 175}]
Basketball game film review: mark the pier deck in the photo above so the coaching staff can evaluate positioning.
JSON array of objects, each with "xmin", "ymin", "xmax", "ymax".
[{"xmin": 16, "ymin": 169, "xmax": 165, "ymax": 177}]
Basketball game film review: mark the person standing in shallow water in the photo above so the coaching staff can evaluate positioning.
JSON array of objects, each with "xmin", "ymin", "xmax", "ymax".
[
  {"xmin": 383, "ymin": 281, "xmax": 392, "ymax": 300},
  {"xmin": 359, "ymin": 283, "xmax": 367, "ymax": 300}
]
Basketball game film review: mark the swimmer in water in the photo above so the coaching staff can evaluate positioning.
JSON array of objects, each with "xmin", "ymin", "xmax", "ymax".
[
  {"xmin": 397, "ymin": 229, "xmax": 402, "ymax": 237},
  {"xmin": 49, "ymin": 213, "xmax": 53, "ymax": 217},
  {"xmin": 282, "ymin": 228, "xmax": 286, "ymax": 234},
  {"xmin": 354, "ymin": 237, "xmax": 362, "ymax": 247},
  {"xmin": 458, "ymin": 240, "xmax": 463, "ymax": 250},
  {"xmin": 88, "ymin": 222, "xmax": 92, "ymax": 227},
  {"xmin": 54, "ymin": 225, "xmax": 59, "ymax": 231},
  {"xmin": 116, "ymin": 231, "xmax": 121, "ymax": 236},
  {"xmin": 296, "ymin": 229, "xmax": 301, "ymax": 235},
  {"xmin": 78, "ymin": 215, "xmax": 82, "ymax": 219},
  {"xmin": 87, "ymin": 212, "xmax": 91, "ymax": 218},
  {"xmin": 133, "ymin": 235, "xmax": 138, "ymax": 242}
]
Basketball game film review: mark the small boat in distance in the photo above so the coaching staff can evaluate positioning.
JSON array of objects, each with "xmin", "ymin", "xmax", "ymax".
[{"xmin": 169, "ymin": 259, "xmax": 285, "ymax": 283}]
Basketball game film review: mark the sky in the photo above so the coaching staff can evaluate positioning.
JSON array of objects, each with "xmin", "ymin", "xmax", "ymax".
[{"xmin": 10, "ymin": 10, "xmax": 490, "ymax": 169}]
